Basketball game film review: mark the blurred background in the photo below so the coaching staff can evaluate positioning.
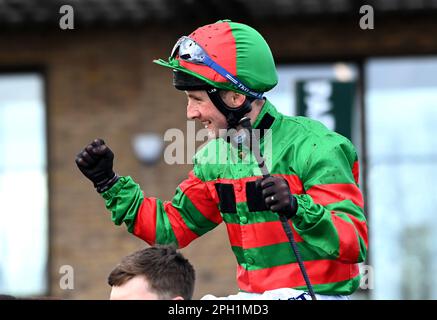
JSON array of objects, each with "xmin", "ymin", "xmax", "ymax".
[{"xmin": 1, "ymin": 0, "xmax": 437, "ymax": 300}]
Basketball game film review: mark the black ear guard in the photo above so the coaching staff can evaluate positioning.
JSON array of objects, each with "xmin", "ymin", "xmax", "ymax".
[{"xmin": 206, "ymin": 88, "xmax": 253, "ymax": 129}]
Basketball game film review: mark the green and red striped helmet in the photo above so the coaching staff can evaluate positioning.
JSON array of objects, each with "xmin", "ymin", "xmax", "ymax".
[{"xmin": 154, "ymin": 20, "xmax": 278, "ymax": 96}]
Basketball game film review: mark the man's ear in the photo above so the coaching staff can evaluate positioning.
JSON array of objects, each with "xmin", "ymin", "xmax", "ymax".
[
  {"xmin": 233, "ymin": 92, "xmax": 247, "ymax": 107},
  {"xmin": 222, "ymin": 91, "xmax": 247, "ymax": 108}
]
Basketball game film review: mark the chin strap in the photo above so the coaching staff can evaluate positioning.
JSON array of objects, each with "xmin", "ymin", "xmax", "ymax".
[{"xmin": 206, "ymin": 88, "xmax": 254, "ymax": 129}]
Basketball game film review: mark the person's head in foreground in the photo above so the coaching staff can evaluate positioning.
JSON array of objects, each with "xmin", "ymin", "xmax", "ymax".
[{"xmin": 108, "ymin": 245, "xmax": 195, "ymax": 300}]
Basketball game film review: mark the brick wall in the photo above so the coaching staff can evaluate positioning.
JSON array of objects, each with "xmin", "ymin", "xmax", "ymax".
[{"xmin": 1, "ymin": 15, "xmax": 436, "ymax": 299}]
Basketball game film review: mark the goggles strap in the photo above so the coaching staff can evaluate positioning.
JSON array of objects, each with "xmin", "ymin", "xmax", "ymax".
[{"xmin": 206, "ymin": 88, "xmax": 253, "ymax": 129}]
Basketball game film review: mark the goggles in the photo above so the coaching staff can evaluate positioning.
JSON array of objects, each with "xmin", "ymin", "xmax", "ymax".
[{"xmin": 170, "ymin": 36, "xmax": 263, "ymax": 99}]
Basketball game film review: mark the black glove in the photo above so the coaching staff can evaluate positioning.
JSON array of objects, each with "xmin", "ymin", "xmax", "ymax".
[
  {"xmin": 75, "ymin": 138, "xmax": 119, "ymax": 193},
  {"xmin": 258, "ymin": 176, "xmax": 298, "ymax": 219}
]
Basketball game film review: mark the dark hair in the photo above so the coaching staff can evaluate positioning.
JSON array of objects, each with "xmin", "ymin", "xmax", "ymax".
[{"xmin": 108, "ymin": 245, "xmax": 195, "ymax": 300}]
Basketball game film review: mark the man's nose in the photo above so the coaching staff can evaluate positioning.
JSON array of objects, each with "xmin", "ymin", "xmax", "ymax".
[{"xmin": 186, "ymin": 104, "xmax": 200, "ymax": 120}]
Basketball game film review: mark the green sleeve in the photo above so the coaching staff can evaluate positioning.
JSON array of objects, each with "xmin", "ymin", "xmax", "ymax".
[
  {"xmin": 292, "ymin": 138, "xmax": 368, "ymax": 262},
  {"xmin": 101, "ymin": 176, "xmax": 143, "ymax": 233}
]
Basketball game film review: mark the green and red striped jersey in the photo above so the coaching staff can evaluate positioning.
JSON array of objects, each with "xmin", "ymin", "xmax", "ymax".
[{"xmin": 101, "ymin": 99, "xmax": 368, "ymax": 295}]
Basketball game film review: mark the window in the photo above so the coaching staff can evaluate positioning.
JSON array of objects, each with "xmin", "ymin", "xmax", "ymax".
[
  {"xmin": 269, "ymin": 63, "xmax": 361, "ymax": 144},
  {"xmin": 0, "ymin": 73, "xmax": 48, "ymax": 296},
  {"xmin": 366, "ymin": 57, "xmax": 437, "ymax": 299}
]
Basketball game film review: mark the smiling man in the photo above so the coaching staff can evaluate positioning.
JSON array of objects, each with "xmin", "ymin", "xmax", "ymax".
[
  {"xmin": 184, "ymin": 89, "xmax": 264, "ymax": 140},
  {"xmin": 76, "ymin": 20, "xmax": 368, "ymax": 300}
]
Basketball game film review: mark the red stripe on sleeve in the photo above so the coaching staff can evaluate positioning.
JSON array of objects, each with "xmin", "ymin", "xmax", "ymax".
[
  {"xmin": 237, "ymin": 260, "xmax": 360, "ymax": 293},
  {"xmin": 352, "ymin": 161, "xmax": 359, "ymax": 184},
  {"xmin": 346, "ymin": 213, "xmax": 368, "ymax": 249},
  {"xmin": 133, "ymin": 197, "xmax": 157, "ymax": 245},
  {"xmin": 331, "ymin": 213, "xmax": 360, "ymax": 262},
  {"xmin": 179, "ymin": 171, "xmax": 222, "ymax": 224},
  {"xmin": 306, "ymin": 183, "xmax": 364, "ymax": 208},
  {"xmin": 164, "ymin": 201, "xmax": 199, "ymax": 248},
  {"xmin": 178, "ymin": 171, "xmax": 200, "ymax": 192},
  {"xmin": 226, "ymin": 221, "xmax": 303, "ymax": 249},
  {"xmin": 278, "ymin": 174, "xmax": 304, "ymax": 194}
]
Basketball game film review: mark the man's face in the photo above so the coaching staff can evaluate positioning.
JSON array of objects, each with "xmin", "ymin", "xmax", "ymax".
[
  {"xmin": 109, "ymin": 275, "xmax": 160, "ymax": 300},
  {"xmin": 185, "ymin": 90, "xmax": 227, "ymax": 139}
]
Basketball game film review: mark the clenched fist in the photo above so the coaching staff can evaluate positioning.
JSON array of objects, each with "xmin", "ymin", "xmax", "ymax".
[
  {"xmin": 75, "ymin": 138, "xmax": 119, "ymax": 193},
  {"xmin": 258, "ymin": 176, "xmax": 298, "ymax": 219}
]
